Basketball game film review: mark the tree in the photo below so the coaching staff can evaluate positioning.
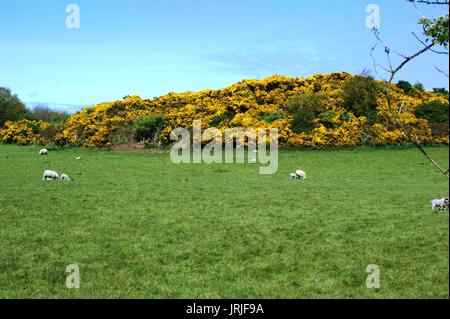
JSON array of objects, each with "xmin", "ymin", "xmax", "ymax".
[
  {"xmin": 31, "ymin": 105, "xmax": 70, "ymax": 123},
  {"xmin": 416, "ymin": 101, "xmax": 450, "ymax": 137},
  {"xmin": 287, "ymin": 93, "xmax": 327, "ymax": 133},
  {"xmin": 370, "ymin": 0, "xmax": 449, "ymax": 178},
  {"xmin": 415, "ymin": 101, "xmax": 449, "ymax": 123},
  {"xmin": 412, "ymin": 82, "xmax": 425, "ymax": 92},
  {"xmin": 432, "ymin": 87, "xmax": 449, "ymax": 99},
  {"xmin": 133, "ymin": 115, "xmax": 164, "ymax": 142},
  {"xmin": 0, "ymin": 87, "xmax": 31, "ymax": 126},
  {"xmin": 397, "ymin": 80, "xmax": 413, "ymax": 94},
  {"xmin": 343, "ymin": 75, "xmax": 378, "ymax": 119}
]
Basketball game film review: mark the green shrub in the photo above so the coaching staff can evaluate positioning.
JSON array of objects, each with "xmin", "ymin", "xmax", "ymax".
[
  {"xmin": 397, "ymin": 80, "xmax": 413, "ymax": 94},
  {"xmin": 432, "ymin": 87, "xmax": 449, "ymax": 99},
  {"xmin": 31, "ymin": 106, "xmax": 70, "ymax": 123},
  {"xmin": 340, "ymin": 112, "xmax": 353, "ymax": 122},
  {"xmin": 412, "ymin": 82, "xmax": 425, "ymax": 92},
  {"xmin": 415, "ymin": 101, "xmax": 449, "ymax": 123},
  {"xmin": 110, "ymin": 125, "xmax": 135, "ymax": 144},
  {"xmin": 133, "ymin": 115, "xmax": 164, "ymax": 142},
  {"xmin": 343, "ymin": 75, "xmax": 378, "ymax": 117},
  {"xmin": 318, "ymin": 110, "xmax": 336, "ymax": 128},
  {"xmin": 209, "ymin": 114, "xmax": 228, "ymax": 127},
  {"xmin": 287, "ymin": 93, "xmax": 327, "ymax": 133},
  {"xmin": 260, "ymin": 110, "xmax": 284, "ymax": 123},
  {"xmin": 0, "ymin": 87, "xmax": 32, "ymax": 126}
]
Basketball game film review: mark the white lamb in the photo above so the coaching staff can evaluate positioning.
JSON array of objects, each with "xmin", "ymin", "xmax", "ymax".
[
  {"xmin": 42, "ymin": 170, "xmax": 60, "ymax": 181},
  {"xmin": 39, "ymin": 149, "xmax": 48, "ymax": 156},
  {"xmin": 431, "ymin": 197, "xmax": 449, "ymax": 213},
  {"xmin": 289, "ymin": 173, "xmax": 298, "ymax": 179},
  {"xmin": 295, "ymin": 170, "xmax": 307, "ymax": 180},
  {"xmin": 60, "ymin": 174, "xmax": 70, "ymax": 181}
]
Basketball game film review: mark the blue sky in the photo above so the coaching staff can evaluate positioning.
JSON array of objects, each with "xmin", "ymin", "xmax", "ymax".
[{"xmin": 0, "ymin": 0, "xmax": 448, "ymax": 113}]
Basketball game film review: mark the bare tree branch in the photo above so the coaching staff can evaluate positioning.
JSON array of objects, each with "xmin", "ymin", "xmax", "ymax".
[
  {"xmin": 412, "ymin": 32, "xmax": 449, "ymax": 54},
  {"xmin": 387, "ymin": 42, "xmax": 435, "ymax": 83},
  {"xmin": 369, "ymin": 2, "xmax": 449, "ymax": 178},
  {"xmin": 435, "ymin": 66, "xmax": 450, "ymax": 78}
]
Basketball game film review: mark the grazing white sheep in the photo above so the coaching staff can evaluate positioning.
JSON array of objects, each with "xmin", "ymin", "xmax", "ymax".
[
  {"xmin": 431, "ymin": 197, "xmax": 449, "ymax": 213},
  {"xmin": 289, "ymin": 173, "xmax": 299, "ymax": 179},
  {"xmin": 75, "ymin": 156, "xmax": 81, "ymax": 160},
  {"xmin": 60, "ymin": 174, "xmax": 70, "ymax": 181},
  {"xmin": 295, "ymin": 170, "xmax": 307, "ymax": 180},
  {"xmin": 39, "ymin": 149, "xmax": 48, "ymax": 156},
  {"xmin": 42, "ymin": 170, "xmax": 60, "ymax": 181}
]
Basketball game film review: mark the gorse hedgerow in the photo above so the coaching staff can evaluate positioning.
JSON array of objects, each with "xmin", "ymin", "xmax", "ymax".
[{"xmin": 0, "ymin": 72, "xmax": 448, "ymax": 148}]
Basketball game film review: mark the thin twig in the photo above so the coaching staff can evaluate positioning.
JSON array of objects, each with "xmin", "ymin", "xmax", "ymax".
[
  {"xmin": 435, "ymin": 66, "xmax": 450, "ymax": 78},
  {"xmin": 412, "ymin": 32, "xmax": 449, "ymax": 54}
]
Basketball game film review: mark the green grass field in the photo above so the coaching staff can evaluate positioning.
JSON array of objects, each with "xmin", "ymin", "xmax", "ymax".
[{"xmin": 0, "ymin": 144, "xmax": 448, "ymax": 298}]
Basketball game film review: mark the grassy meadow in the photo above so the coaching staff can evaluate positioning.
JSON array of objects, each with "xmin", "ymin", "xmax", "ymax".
[{"xmin": 0, "ymin": 144, "xmax": 448, "ymax": 298}]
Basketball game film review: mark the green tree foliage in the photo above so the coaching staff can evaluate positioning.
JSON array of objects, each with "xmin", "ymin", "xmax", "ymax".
[
  {"xmin": 109, "ymin": 125, "xmax": 135, "ymax": 145},
  {"xmin": 133, "ymin": 115, "xmax": 164, "ymax": 142},
  {"xmin": 260, "ymin": 110, "xmax": 284, "ymax": 123},
  {"xmin": 318, "ymin": 110, "xmax": 336, "ymax": 128},
  {"xmin": 0, "ymin": 87, "xmax": 31, "ymax": 126},
  {"xmin": 209, "ymin": 114, "xmax": 228, "ymax": 127},
  {"xmin": 412, "ymin": 82, "xmax": 425, "ymax": 92},
  {"xmin": 414, "ymin": 101, "xmax": 449, "ymax": 123},
  {"xmin": 432, "ymin": 87, "xmax": 449, "ymax": 99},
  {"xmin": 419, "ymin": 15, "xmax": 449, "ymax": 48},
  {"xmin": 31, "ymin": 106, "xmax": 70, "ymax": 123},
  {"xmin": 287, "ymin": 93, "xmax": 327, "ymax": 133},
  {"xmin": 397, "ymin": 80, "xmax": 413, "ymax": 94},
  {"xmin": 343, "ymin": 75, "xmax": 378, "ymax": 118}
]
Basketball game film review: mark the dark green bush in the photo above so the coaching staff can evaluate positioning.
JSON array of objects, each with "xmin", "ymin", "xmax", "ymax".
[
  {"xmin": 340, "ymin": 112, "xmax": 353, "ymax": 122},
  {"xmin": 318, "ymin": 110, "xmax": 336, "ymax": 128},
  {"xmin": 343, "ymin": 75, "xmax": 378, "ymax": 118},
  {"xmin": 260, "ymin": 110, "xmax": 284, "ymax": 123},
  {"xmin": 31, "ymin": 106, "xmax": 70, "ymax": 123},
  {"xmin": 415, "ymin": 101, "xmax": 449, "ymax": 123},
  {"xmin": 0, "ymin": 87, "xmax": 32, "ymax": 126},
  {"xmin": 287, "ymin": 93, "xmax": 327, "ymax": 133},
  {"xmin": 133, "ymin": 115, "xmax": 164, "ymax": 142},
  {"xmin": 397, "ymin": 80, "xmax": 413, "ymax": 94},
  {"xmin": 110, "ymin": 125, "xmax": 135, "ymax": 144},
  {"xmin": 412, "ymin": 82, "xmax": 425, "ymax": 92},
  {"xmin": 209, "ymin": 114, "xmax": 228, "ymax": 127},
  {"xmin": 432, "ymin": 87, "xmax": 449, "ymax": 99}
]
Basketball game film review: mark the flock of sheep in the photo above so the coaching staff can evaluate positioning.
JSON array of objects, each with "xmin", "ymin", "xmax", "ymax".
[
  {"xmin": 289, "ymin": 170, "xmax": 307, "ymax": 180},
  {"xmin": 38, "ymin": 147, "xmax": 449, "ymax": 214},
  {"xmin": 283, "ymin": 165, "xmax": 447, "ymax": 214},
  {"xmin": 39, "ymin": 148, "xmax": 74, "ymax": 182}
]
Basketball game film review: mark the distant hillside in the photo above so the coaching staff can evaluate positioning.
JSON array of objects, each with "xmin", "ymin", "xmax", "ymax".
[{"xmin": 1, "ymin": 72, "xmax": 448, "ymax": 148}]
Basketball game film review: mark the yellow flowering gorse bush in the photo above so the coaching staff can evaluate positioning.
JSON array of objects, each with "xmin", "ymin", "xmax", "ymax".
[{"xmin": 1, "ymin": 72, "xmax": 448, "ymax": 148}]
